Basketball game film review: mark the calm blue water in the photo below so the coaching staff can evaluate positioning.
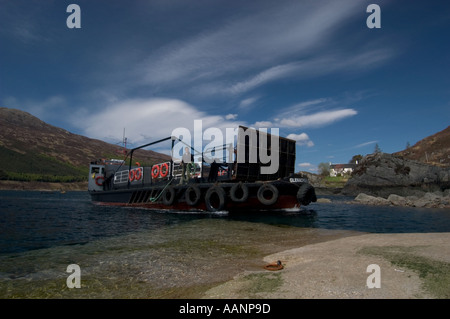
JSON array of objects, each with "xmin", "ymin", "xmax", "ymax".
[{"xmin": 1, "ymin": 190, "xmax": 450, "ymax": 255}]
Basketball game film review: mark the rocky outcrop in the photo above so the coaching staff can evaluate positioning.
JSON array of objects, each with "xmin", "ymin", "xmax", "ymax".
[
  {"xmin": 353, "ymin": 191, "xmax": 450, "ymax": 209},
  {"xmin": 394, "ymin": 125, "xmax": 450, "ymax": 167},
  {"xmin": 342, "ymin": 152, "xmax": 450, "ymax": 198},
  {"xmin": 353, "ymin": 193, "xmax": 390, "ymax": 206}
]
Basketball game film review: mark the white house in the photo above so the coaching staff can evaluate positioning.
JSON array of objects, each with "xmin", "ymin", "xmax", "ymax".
[{"xmin": 329, "ymin": 163, "xmax": 357, "ymax": 177}]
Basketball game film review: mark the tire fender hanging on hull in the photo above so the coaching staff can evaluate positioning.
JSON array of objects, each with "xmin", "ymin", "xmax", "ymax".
[
  {"xmin": 162, "ymin": 186, "xmax": 176, "ymax": 206},
  {"xmin": 185, "ymin": 185, "xmax": 202, "ymax": 206},
  {"xmin": 205, "ymin": 186, "xmax": 226, "ymax": 212},
  {"xmin": 297, "ymin": 183, "xmax": 316, "ymax": 205},
  {"xmin": 230, "ymin": 182, "xmax": 249, "ymax": 203},
  {"xmin": 257, "ymin": 183, "xmax": 279, "ymax": 206}
]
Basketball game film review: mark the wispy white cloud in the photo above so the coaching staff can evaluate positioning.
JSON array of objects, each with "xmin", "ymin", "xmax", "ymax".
[
  {"xmin": 71, "ymin": 96, "xmax": 354, "ymax": 152},
  {"xmin": 278, "ymin": 109, "xmax": 357, "ymax": 129},
  {"xmin": 286, "ymin": 133, "xmax": 314, "ymax": 147},
  {"xmin": 0, "ymin": 1, "xmax": 52, "ymax": 45},
  {"xmin": 353, "ymin": 140, "xmax": 378, "ymax": 148},
  {"xmin": 133, "ymin": 0, "xmax": 387, "ymax": 97},
  {"xmin": 12, "ymin": 25, "xmax": 43, "ymax": 43},
  {"xmin": 298, "ymin": 162, "xmax": 317, "ymax": 173},
  {"xmin": 225, "ymin": 113, "xmax": 238, "ymax": 120},
  {"xmin": 275, "ymin": 98, "xmax": 331, "ymax": 120},
  {"xmin": 228, "ymin": 45, "xmax": 396, "ymax": 95},
  {"xmin": 230, "ymin": 62, "xmax": 301, "ymax": 94},
  {"xmin": 251, "ymin": 121, "xmax": 273, "ymax": 128},
  {"xmin": 239, "ymin": 96, "xmax": 260, "ymax": 109},
  {"xmin": 298, "ymin": 162, "xmax": 313, "ymax": 167},
  {"xmin": 71, "ymin": 98, "xmax": 245, "ymax": 146},
  {"xmin": 290, "ymin": 98, "xmax": 330, "ymax": 110}
]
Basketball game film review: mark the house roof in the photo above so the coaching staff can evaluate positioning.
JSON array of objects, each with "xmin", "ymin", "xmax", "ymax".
[{"xmin": 330, "ymin": 163, "xmax": 356, "ymax": 169}]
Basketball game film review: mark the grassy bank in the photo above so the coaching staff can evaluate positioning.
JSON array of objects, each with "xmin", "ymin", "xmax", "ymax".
[
  {"xmin": 321, "ymin": 176, "xmax": 349, "ymax": 188},
  {"xmin": 0, "ymin": 180, "xmax": 88, "ymax": 191},
  {"xmin": 359, "ymin": 246, "xmax": 450, "ymax": 298}
]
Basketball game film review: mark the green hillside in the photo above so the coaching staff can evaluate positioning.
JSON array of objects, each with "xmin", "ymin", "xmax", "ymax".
[
  {"xmin": 0, "ymin": 145, "xmax": 87, "ymax": 182},
  {"xmin": 0, "ymin": 107, "xmax": 171, "ymax": 185}
]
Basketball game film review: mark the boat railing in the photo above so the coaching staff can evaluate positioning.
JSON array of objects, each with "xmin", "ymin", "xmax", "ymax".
[
  {"xmin": 171, "ymin": 162, "xmax": 202, "ymax": 179},
  {"xmin": 114, "ymin": 170, "xmax": 130, "ymax": 184}
]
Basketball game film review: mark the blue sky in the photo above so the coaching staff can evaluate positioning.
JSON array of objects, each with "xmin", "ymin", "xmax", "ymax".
[{"xmin": 1, "ymin": 0, "xmax": 449, "ymax": 173}]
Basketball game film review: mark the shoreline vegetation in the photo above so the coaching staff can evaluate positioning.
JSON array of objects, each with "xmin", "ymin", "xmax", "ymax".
[{"xmin": 0, "ymin": 180, "xmax": 87, "ymax": 191}]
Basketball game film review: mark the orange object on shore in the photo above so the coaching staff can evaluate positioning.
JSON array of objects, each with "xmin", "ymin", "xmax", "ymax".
[{"xmin": 264, "ymin": 260, "xmax": 284, "ymax": 271}]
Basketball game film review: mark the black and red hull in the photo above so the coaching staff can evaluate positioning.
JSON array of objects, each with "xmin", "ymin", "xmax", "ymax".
[{"xmin": 89, "ymin": 179, "xmax": 317, "ymax": 213}]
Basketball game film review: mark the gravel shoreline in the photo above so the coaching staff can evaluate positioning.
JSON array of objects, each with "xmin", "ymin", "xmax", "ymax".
[{"xmin": 204, "ymin": 232, "xmax": 450, "ymax": 299}]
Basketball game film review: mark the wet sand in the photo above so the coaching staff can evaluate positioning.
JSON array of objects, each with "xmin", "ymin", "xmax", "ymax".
[{"xmin": 204, "ymin": 232, "xmax": 450, "ymax": 299}]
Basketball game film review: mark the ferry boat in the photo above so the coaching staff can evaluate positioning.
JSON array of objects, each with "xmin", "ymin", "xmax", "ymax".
[{"xmin": 88, "ymin": 126, "xmax": 317, "ymax": 212}]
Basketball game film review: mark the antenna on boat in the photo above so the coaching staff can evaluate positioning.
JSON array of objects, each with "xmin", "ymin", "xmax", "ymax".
[{"xmin": 122, "ymin": 128, "xmax": 127, "ymax": 160}]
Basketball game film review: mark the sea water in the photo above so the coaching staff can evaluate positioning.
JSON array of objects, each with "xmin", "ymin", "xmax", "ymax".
[{"xmin": 1, "ymin": 190, "xmax": 449, "ymax": 298}]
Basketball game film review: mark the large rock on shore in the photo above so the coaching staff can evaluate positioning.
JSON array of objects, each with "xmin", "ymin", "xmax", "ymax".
[
  {"xmin": 354, "ymin": 191, "xmax": 450, "ymax": 208},
  {"xmin": 342, "ymin": 152, "xmax": 450, "ymax": 197},
  {"xmin": 354, "ymin": 193, "xmax": 390, "ymax": 206}
]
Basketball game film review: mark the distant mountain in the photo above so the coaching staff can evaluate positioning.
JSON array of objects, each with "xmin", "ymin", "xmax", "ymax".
[
  {"xmin": 394, "ymin": 125, "xmax": 450, "ymax": 167},
  {"xmin": 0, "ymin": 107, "xmax": 171, "ymax": 182}
]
